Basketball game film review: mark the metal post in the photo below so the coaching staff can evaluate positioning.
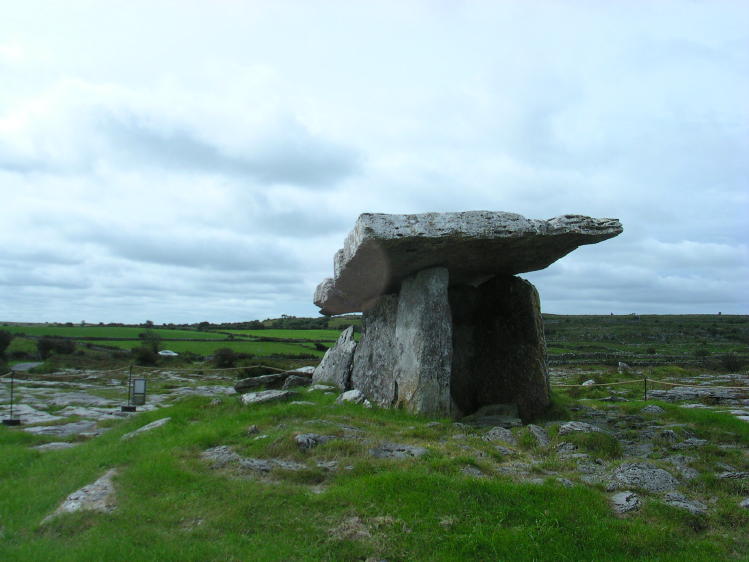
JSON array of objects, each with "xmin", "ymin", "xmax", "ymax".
[
  {"xmin": 121, "ymin": 365, "xmax": 136, "ymax": 412},
  {"xmin": 3, "ymin": 369, "xmax": 21, "ymax": 426},
  {"xmin": 644, "ymin": 378, "xmax": 647, "ymax": 401}
]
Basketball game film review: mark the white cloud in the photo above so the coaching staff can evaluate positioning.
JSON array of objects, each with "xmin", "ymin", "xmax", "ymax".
[{"xmin": 0, "ymin": 0, "xmax": 747, "ymax": 322}]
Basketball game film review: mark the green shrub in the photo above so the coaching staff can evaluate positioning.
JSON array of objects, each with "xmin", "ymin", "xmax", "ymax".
[
  {"xmin": 0, "ymin": 329, "xmax": 12, "ymax": 354},
  {"xmin": 213, "ymin": 347, "xmax": 237, "ymax": 368},
  {"xmin": 132, "ymin": 345, "xmax": 159, "ymax": 365},
  {"xmin": 37, "ymin": 337, "xmax": 76, "ymax": 359}
]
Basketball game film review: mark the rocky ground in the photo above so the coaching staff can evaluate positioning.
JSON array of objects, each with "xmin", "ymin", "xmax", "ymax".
[{"xmin": 3, "ymin": 365, "xmax": 748, "ymax": 521}]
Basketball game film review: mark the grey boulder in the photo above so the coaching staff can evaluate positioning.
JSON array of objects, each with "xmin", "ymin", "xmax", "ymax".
[{"xmin": 312, "ymin": 326, "xmax": 357, "ymax": 389}]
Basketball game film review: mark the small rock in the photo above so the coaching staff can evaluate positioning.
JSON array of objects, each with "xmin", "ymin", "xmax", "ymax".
[
  {"xmin": 336, "ymin": 389, "xmax": 365, "ymax": 404},
  {"xmin": 663, "ymin": 492, "xmax": 708, "ymax": 515},
  {"xmin": 308, "ymin": 384, "xmax": 336, "ymax": 392},
  {"xmin": 609, "ymin": 462, "xmax": 680, "ymax": 493},
  {"xmin": 556, "ymin": 478, "xmax": 574, "ymax": 488},
  {"xmin": 246, "ymin": 424, "xmax": 259, "ymax": 435},
  {"xmin": 494, "ymin": 445, "xmax": 515, "ymax": 456},
  {"xmin": 121, "ymin": 417, "xmax": 171, "ymax": 441},
  {"xmin": 558, "ymin": 421, "xmax": 606, "ymax": 435},
  {"xmin": 659, "ymin": 429, "xmax": 678, "ymax": 442},
  {"xmin": 33, "ymin": 442, "xmax": 77, "ymax": 451},
  {"xmin": 527, "ymin": 424, "xmax": 550, "ymax": 447},
  {"xmin": 717, "ymin": 471, "xmax": 749, "ymax": 480},
  {"xmin": 483, "ymin": 426, "xmax": 516, "ymax": 445},
  {"xmin": 282, "ymin": 375, "xmax": 312, "ymax": 390},
  {"xmin": 611, "ymin": 491, "xmax": 641, "ymax": 514},
  {"xmin": 240, "ymin": 390, "xmax": 295, "ymax": 406},
  {"xmin": 581, "ymin": 379, "xmax": 596, "ymax": 386},
  {"xmin": 460, "ymin": 465, "xmax": 486, "ymax": 478},
  {"xmin": 369, "ymin": 442, "xmax": 428, "ymax": 459},
  {"xmin": 739, "ymin": 498, "xmax": 749, "ymax": 509},
  {"xmin": 289, "ymin": 401, "xmax": 316, "ymax": 406},
  {"xmin": 295, "ymin": 433, "xmax": 335, "ymax": 450},
  {"xmin": 234, "ymin": 374, "xmax": 288, "ymax": 394},
  {"xmin": 640, "ymin": 405, "xmax": 665, "ymax": 415},
  {"xmin": 618, "ymin": 362, "xmax": 631, "ymax": 374},
  {"xmin": 671, "ymin": 437, "xmax": 708, "ymax": 450}
]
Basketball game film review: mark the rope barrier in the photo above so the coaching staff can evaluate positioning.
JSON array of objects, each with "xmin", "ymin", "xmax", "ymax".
[
  {"xmin": 645, "ymin": 379, "xmax": 749, "ymax": 391},
  {"xmin": 551, "ymin": 377, "xmax": 749, "ymax": 391},
  {"xmin": 130, "ymin": 364, "xmax": 289, "ymax": 374},
  {"xmin": 551, "ymin": 379, "xmax": 643, "ymax": 388}
]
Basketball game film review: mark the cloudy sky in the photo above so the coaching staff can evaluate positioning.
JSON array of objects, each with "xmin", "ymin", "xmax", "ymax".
[{"xmin": 1, "ymin": 1, "xmax": 747, "ymax": 323}]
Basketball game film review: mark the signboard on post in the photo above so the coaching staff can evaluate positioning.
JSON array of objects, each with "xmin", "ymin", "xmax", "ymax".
[{"xmin": 132, "ymin": 378, "xmax": 147, "ymax": 405}]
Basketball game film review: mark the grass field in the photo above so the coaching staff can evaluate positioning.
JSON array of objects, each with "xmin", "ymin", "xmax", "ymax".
[
  {"xmin": 84, "ymin": 339, "xmax": 324, "ymax": 357},
  {"xmin": 1, "ymin": 390, "xmax": 746, "ymax": 560},
  {"xmin": 220, "ymin": 329, "xmax": 350, "ymax": 341},
  {"xmin": 0, "ymin": 325, "xmax": 225, "ymax": 340}
]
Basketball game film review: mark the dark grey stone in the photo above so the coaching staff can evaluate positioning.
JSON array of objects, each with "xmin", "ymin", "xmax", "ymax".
[
  {"xmin": 449, "ymin": 276, "xmax": 549, "ymax": 421},
  {"xmin": 234, "ymin": 374, "xmax": 288, "ymax": 394}
]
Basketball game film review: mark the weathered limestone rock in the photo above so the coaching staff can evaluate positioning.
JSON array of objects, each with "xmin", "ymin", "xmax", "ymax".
[
  {"xmin": 393, "ymin": 268, "xmax": 453, "ymax": 416},
  {"xmin": 43, "ymin": 469, "xmax": 118, "ymax": 523},
  {"xmin": 312, "ymin": 325, "xmax": 357, "ymax": 389},
  {"xmin": 121, "ymin": 417, "xmax": 171, "ymax": 440},
  {"xmin": 313, "ymin": 211, "xmax": 622, "ymax": 420},
  {"xmin": 611, "ymin": 491, "xmax": 641, "ymax": 514},
  {"xmin": 315, "ymin": 211, "xmax": 622, "ymax": 315},
  {"xmin": 350, "ymin": 294, "xmax": 399, "ymax": 407},
  {"xmin": 240, "ymin": 390, "xmax": 296, "ymax": 406},
  {"xmin": 609, "ymin": 462, "xmax": 680, "ymax": 493}
]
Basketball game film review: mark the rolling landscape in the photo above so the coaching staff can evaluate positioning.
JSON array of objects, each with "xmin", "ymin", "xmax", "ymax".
[{"xmin": 1, "ymin": 314, "xmax": 748, "ymax": 560}]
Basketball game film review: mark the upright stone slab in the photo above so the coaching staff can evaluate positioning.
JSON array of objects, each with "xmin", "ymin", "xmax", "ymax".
[
  {"xmin": 393, "ymin": 267, "xmax": 453, "ymax": 416},
  {"xmin": 350, "ymin": 294, "xmax": 399, "ymax": 407},
  {"xmin": 312, "ymin": 325, "xmax": 357, "ymax": 390},
  {"xmin": 450, "ymin": 275, "xmax": 549, "ymax": 421}
]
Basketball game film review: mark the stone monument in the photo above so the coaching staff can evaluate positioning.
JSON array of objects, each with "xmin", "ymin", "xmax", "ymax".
[{"xmin": 312, "ymin": 211, "xmax": 622, "ymax": 421}]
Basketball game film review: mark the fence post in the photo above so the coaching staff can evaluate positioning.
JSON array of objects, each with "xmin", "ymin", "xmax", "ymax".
[{"xmin": 643, "ymin": 378, "xmax": 647, "ymax": 401}]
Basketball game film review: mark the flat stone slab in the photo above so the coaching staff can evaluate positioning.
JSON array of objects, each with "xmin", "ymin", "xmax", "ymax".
[
  {"xmin": 315, "ymin": 211, "xmax": 622, "ymax": 314},
  {"xmin": 240, "ymin": 390, "xmax": 296, "ymax": 406},
  {"xmin": 121, "ymin": 417, "xmax": 171, "ymax": 440},
  {"xmin": 43, "ymin": 468, "xmax": 118, "ymax": 523}
]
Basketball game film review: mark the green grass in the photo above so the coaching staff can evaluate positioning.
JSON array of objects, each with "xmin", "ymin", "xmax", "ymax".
[
  {"xmin": 220, "ymin": 329, "xmax": 347, "ymax": 341},
  {"xmin": 81, "ymin": 340, "xmax": 324, "ymax": 357},
  {"xmin": 1, "ymin": 391, "xmax": 746, "ymax": 561}
]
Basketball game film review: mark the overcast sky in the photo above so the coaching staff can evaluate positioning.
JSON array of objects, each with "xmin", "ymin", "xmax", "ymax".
[{"xmin": 1, "ymin": 0, "xmax": 747, "ymax": 323}]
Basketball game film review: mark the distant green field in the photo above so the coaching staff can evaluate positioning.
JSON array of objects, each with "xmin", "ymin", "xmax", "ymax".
[
  {"xmin": 221, "ymin": 329, "xmax": 345, "ymax": 341},
  {"xmin": 82, "ymin": 339, "xmax": 324, "ymax": 357},
  {"xmin": 0, "ymin": 325, "xmax": 225, "ymax": 339}
]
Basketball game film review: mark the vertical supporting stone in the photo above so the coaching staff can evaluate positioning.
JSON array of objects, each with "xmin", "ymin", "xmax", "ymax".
[
  {"xmin": 393, "ymin": 267, "xmax": 453, "ymax": 416},
  {"xmin": 350, "ymin": 294, "xmax": 399, "ymax": 407},
  {"xmin": 312, "ymin": 325, "xmax": 357, "ymax": 390},
  {"xmin": 449, "ymin": 275, "xmax": 550, "ymax": 421}
]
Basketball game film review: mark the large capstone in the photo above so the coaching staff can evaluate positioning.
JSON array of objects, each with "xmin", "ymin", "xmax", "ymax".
[
  {"xmin": 315, "ymin": 211, "xmax": 622, "ymax": 315},
  {"xmin": 313, "ymin": 211, "xmax": 622, "ymax": 420}
]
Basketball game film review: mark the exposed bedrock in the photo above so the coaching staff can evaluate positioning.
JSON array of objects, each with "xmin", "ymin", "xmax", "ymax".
[{"xmin": 315, "ymin": 211, "xmax": 623, "ymax": 315}]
